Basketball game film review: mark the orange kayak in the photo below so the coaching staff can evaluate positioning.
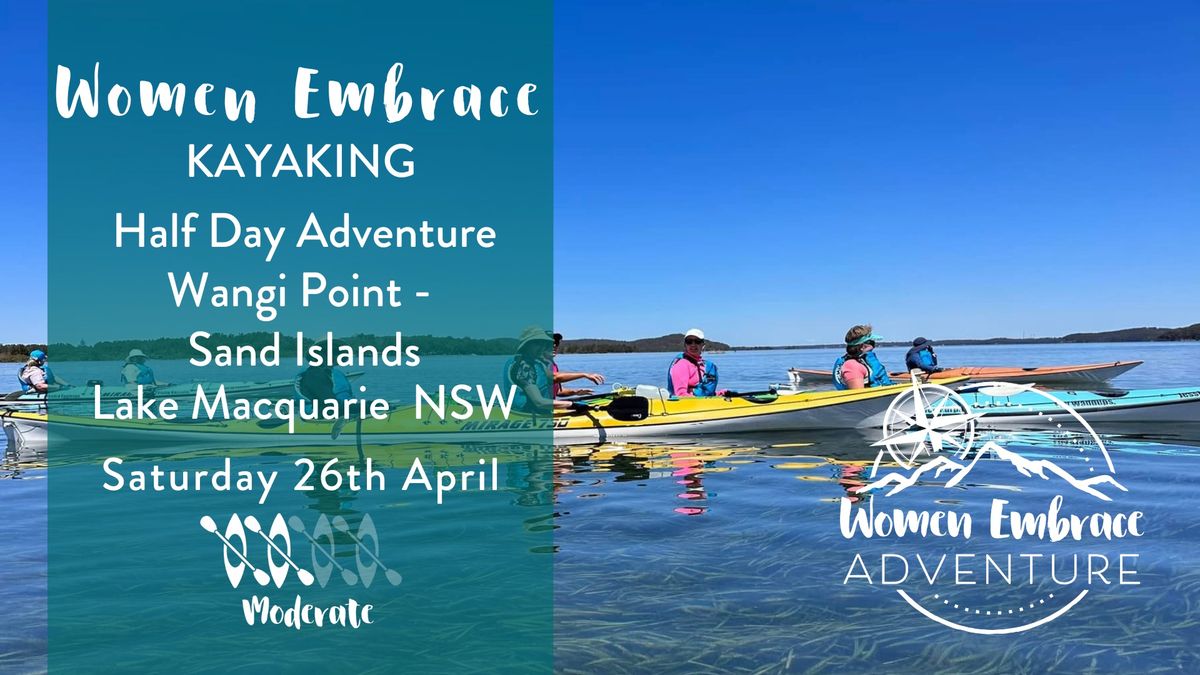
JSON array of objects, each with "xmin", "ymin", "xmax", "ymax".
[{"xmin": 787, "ymin": 360, "xmax": 1142, "ymax": 387}]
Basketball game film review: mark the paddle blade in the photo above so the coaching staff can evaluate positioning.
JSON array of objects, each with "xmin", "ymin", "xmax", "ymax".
[{"xmin": 604, "ymin": 396, "xmax": 649, "ymax": 421}]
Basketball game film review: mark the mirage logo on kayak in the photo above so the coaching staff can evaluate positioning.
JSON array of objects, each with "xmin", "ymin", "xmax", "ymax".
[{"xmin": 837, "ymin": 378, "xmax": 1144, "ymax": 635}]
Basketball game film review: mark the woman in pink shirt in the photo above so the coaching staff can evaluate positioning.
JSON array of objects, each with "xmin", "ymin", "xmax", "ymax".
[
  {"xmin": 833, "ymin": 324, "xmax": 893, "ymax": 390},
  {"xmin": 667, "ymin": 329, "xmax": 720, "ymax": 397}
]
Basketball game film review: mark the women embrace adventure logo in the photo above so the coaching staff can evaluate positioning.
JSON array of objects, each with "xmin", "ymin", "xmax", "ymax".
[{"xmin": 839, "ymin": 379, "xmax": 1144, "ymax": 635}]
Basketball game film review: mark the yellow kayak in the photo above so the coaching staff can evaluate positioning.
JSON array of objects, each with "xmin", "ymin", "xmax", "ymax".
[{"xmin": 9, "ymin": 380, "xmax": 961, "ymax": 450}]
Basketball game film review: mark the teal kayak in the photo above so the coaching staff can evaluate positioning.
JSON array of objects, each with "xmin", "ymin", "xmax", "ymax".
[{"xmin": 927, "ymin": 384, "xmax": 1200, "ymax": 425}]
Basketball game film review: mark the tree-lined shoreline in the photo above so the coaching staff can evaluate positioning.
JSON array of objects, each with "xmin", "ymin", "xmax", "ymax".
[
  {"xmin": 731, "ymin": 324, "xmax": 1200, "ymax": 351},
  {"xmin": 1, "ymin": 323, "xmax": 1194, "ymax": 361}
]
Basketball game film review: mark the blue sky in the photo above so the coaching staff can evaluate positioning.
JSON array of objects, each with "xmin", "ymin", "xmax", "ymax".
[
  {"xmin": 554, "ymin": 1, "xmax": 1200, "ymax": 345},
  {"xmin": 5, "ymin": 2, "xmax": 1198, "ymax": 344},
  {"xmin": 0, "ymin": 1, "xmax": 47, "ymax": 342}
]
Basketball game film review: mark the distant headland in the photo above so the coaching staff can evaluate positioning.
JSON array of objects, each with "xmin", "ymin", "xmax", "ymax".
[
  {"xmin": 561, "ymin": 323, "xmax": 1200, "ymax": 353},
  {"xmin": 0, "ymin": 323, "xmax": 1194, "ymax": 361}
]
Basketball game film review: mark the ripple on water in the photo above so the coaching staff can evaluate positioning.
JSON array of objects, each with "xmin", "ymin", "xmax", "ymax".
[
  {"xmin": 553, "ymin": 429, "xmax": 1200, "ymax": 671},
  {"xmin": 0, "ymin": 433, "xmax": 48, "ymax": 673}
]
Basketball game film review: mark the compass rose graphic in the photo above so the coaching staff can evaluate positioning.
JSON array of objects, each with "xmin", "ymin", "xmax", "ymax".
[{"xmin": 870, "ymin": 375, "xmax": 983, "ymax": 475}]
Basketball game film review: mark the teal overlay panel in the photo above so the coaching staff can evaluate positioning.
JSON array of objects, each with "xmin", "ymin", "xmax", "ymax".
[{"xmin": 48, "ymin": 1, "xmax": 552, "ymax": 670}]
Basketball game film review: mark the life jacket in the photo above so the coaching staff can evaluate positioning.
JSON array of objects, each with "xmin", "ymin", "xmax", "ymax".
[
  {"xmin": 667, "ymin": 353, "xmax": 719, "ymax": 397},
  {"xmin": 833, "ymin": 351, "xmax": 893, "ymax": 390},
  {"xmin": 294, "ymin": 366, "xmax": 353, "ymax": 401},
  {"xmin": 905, "ymin": 345, "xmax": 938, "ymax": 373},
  {"xmin": 551, "ymin": 360, "xmax": 561, "ymax": 397},
  {"xmin": 120, "ymin": 362, "xmax": 156, "ymax": 385},
  {"xmin": 43, "ymin": 364, "xmax": 57, "ymax": 385},
  {"xmin": 16, "ymin": 364, "xmax": 42, "ymax": 392},
  {"xmin": 502, "ymin": 355, "xmax": 551, "ymax": 413}
]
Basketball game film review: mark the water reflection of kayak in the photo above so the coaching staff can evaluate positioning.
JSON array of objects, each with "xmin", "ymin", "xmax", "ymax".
[
  {"xmin": 5, "ymin": 373, "xmax": 364, "ymax": 405},
  {"xmin": 5, "ymin": 380, "xmax": 962, "ymax": 452},
  {"xmin": 787, "ymin": 361, "xmax": 1142, "ymax": 387}
]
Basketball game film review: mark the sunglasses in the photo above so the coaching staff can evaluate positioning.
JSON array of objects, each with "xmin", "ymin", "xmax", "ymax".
[{"xmin": 684, "ymin": 338, "xmax": 705, "ymax": 346}]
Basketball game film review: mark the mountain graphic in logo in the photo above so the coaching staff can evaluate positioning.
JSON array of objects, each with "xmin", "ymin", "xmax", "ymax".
[{"xmin": 855, "ymin": 440, "xmax": 1128, "ymax": 501}]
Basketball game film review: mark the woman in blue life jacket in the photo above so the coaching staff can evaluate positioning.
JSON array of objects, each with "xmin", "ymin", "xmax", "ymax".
[
  {"xmin": 17, "ymin": 349, "xmax": 70, "ymax": 393},
  {"xmin": 18, "ymin": 350, "xmax": 51, "ymax": 394},
  {"xmin": 120, "ymin": 349, "xmax": 165, "ymax": 387},
  {"xmin": 295, "ymin": 361, "xmax": 356, "ymax": 439},
  {"xmin": 905, "ymin": 337, "xmax": 944, "ymax": 376},
  {"xmin": 667, "ymin": 328, "xmax": 720, "ymax": 397},
  {"xmin": 294, "ymin": 364, "xmax": 354, "ymax": 403},
  {"xmin": 833, "ymin": 324, "xmax": 893, "ymax": 390},
  {"xmin": 503, "ymin": 327, "xmax": 588, "ymax": 414}
]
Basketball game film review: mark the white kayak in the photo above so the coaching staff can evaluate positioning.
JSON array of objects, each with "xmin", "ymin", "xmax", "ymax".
[{"xmin": 2, "ymin": 409, "xmax": 47, "ymax": 453}]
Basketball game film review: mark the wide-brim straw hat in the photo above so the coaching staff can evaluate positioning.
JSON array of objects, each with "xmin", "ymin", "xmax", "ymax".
[{"xmin": 517, "ymin": 326, "xmax": 554, "ymax": 351}]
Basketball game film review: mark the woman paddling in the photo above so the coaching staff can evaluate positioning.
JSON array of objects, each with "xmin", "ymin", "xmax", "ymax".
[{"xmin": 833, "ymin": 325, "xmax": 893, "ymax": 390}]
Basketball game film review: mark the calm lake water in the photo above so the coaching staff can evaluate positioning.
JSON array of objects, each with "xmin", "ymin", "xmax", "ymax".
[{"xmin": 3, "ymin": 342, "xmax": 1199, "ymax": 672}]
